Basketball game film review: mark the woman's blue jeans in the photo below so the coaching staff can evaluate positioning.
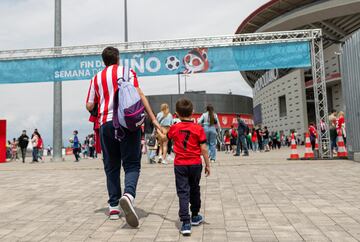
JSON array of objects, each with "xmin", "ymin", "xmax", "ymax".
[{"xmin": 204, "ymin": 125, "xmax": 217, "ymax": 161}]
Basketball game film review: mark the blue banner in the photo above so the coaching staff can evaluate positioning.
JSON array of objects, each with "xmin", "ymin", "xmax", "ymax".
[{"xmin": 0, "ymin": 41, "xmax": 311, "ymax": 84}]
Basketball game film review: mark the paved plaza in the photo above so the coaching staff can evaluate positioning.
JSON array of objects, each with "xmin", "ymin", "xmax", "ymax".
[{"xmin": 1, "ymin": 149, "xmax": 360, "ymax": 242}]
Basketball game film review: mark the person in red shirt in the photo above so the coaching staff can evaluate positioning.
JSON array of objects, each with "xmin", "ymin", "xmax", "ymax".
[
  {"xmin": 251, "ymin": 128, "xmax": 259, "ymax": 152},
  {"xmin": 337, "ymin": 111, "xmax": 346, "ymax": 145},
  {"xmin": 308, "ymin": 122, "xmax": 317, "ymax": 150},
  {"xmin": 230, "ymin": 125, "xmax": 238, "ymax": 153},
  {"xmin": 158, "ymin": 98, "xmax": 210, "ymax": 236},
  {"xmin": 224, "ymin": 130, "xmax": 231, "ymax": 153}
]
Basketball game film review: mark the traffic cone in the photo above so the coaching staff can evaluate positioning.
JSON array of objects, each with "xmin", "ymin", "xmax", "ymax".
[
  {"xmin": 314, "ymin": 135, "xmax": 319, "ymax": 158},
  {"xmin": 302, "ymin": 133, "xmax": 315, "ymax": 159},
  {"xmin": 336, "ymin": 130, "xmax": 347, "ymax": 158},
  {"xmin": 288, "ymin": 133, "xmax": 299, "ymax": 160},
  {"xmin": 315, "ymin": 136, "xmax": 319, "ymax": 151}
]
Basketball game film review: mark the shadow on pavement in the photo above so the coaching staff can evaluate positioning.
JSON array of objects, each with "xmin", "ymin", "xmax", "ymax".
[{"xmin": 95, "ymin": 207, "xmax": 209, "ymax": 230}]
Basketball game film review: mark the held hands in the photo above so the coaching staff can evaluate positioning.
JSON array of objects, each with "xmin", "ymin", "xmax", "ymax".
[
  {"xmin": 156, "ymin": 127, "xmax": 166, "ymax": 141},
  {"xmin": 152, "ymin": 119, "xmax": 162, "ymax": 131},
  {"xmin": 205, "ymin": 165, "xmax": 210, "ymax": 177}
]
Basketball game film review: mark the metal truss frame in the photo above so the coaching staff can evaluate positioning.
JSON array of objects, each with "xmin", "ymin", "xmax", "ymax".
[
  {"xmin": 0, "ymin": 29, "xmax": 331, "ymax": 158},
  {"xmin": 310, "ymin": 30, "xmax": 332, "ymax": 158},
  {"xmin": 2, "ymin": 29, "xmax": 316, "ymax": 59}
]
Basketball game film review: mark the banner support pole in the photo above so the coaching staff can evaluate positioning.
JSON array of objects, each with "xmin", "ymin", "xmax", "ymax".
[{"xmin": 53, "ymin": 0, "xmax": 63, "ymax": 161}]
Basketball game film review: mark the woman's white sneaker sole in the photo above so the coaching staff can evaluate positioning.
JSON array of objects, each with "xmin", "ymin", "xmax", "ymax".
[{"xmin": 120, "ymin": 196, "xmax": 139, "ymax": 228}]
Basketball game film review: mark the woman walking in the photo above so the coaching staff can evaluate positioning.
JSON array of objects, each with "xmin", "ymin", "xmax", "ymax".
[
  {"xmin": 230, "ymin": 125, "xmax": 238, "ymax": 153},
  {"xmin": 156, "ymin": 103, "xmax": 173, "ymax": 164},
  {"xmin": 31, "ymin": 131, "xmax": 41, "ymax": 162},
  {"xmin": 251, "ymin": 129, "xmax": 259, "ymax": 152},
  {"xmin": 224, "ymin": 130, "xmax": 231, "ymax": 153},
  {"xmin": 11, "ymin": 138, "xmax": 18, "ymax": 161},
  {"xmin": 337, "ymin": 111, "xmax": 346, "ymax": 145},
  {"xmin": 198, "ymin": 104, "xmax": 221, "ymax": 162}
]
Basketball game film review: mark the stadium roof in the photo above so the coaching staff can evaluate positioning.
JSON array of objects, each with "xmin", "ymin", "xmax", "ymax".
[{"xmin": 236, "ymin": 0, "xmax": 360, "ymax": 86}]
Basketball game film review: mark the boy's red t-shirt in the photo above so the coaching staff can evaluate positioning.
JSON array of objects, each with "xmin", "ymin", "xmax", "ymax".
[{"xmin": 167, "ymin": 120, "xmax": 207, "ymax": 166}]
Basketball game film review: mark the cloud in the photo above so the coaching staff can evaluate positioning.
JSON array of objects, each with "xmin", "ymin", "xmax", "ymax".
[{"xmin": 0, "ymin": 0, "xmax": 267, "ymax": 144}]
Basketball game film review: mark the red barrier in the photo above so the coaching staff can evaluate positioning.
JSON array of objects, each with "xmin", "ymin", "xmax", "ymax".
[
  {"xmin": 65, "ymin": 147, "xmax": 73, "ymax": 155},
  {"xmin": 0, "ymin": 120, "xmax": 6, "ymax": 163}
]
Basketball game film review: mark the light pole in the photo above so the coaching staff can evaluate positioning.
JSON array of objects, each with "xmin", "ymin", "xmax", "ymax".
[
  {"xmin": 177, "ymin": 72, "xmax": 181, "ymax": 94},
  {"xmin": 183, "ymin": 74, "xmax": 189, "ymax": 92},
  {"xmin": 53, "ymin": 0, "xmax": 62, "ymax": 161},
  {"xmin": 124, "ymin": 0, "xmax": 128, "ymax": 42}
]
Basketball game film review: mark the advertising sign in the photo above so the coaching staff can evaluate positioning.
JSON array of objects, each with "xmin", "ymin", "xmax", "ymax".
[{"xmin": 0, "ymin": 41, "xmax": 311, "ymax": 84}]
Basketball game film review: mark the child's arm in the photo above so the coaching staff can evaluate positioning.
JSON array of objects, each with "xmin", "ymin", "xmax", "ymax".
[{"xmin": 200, "ymin": 143, "xmax": 210, "ymax": 177}]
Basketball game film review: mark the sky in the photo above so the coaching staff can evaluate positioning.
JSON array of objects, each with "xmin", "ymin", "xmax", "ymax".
[{"xmin": 0, "ymin": 0, "xmax": 268, "ymax": 146}]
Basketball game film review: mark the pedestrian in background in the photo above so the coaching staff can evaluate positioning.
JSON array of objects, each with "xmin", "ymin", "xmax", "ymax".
[
  {"xmin": 230, "ymin": 125, "xmax": 237, "ymax": 153},
  {"xmin": 262, "ymin": 126, "xmax": 270, "ymax": 152},
  {"xmin": 234, "ymin": 114, "xmax": 249, "ymax": 157},
  {"xmin": 156, "ymin": 103, "xmax": 173, "ymax": 164},
  {"xmin": 224, "ymin": 130, "xmax": 231, "ymax": 153},
  {"xmin": 72, "ymin": 130, "xmax": 80, "ymax": 162},
  {"xmin": 31, "ymin": 130, "xmax": 40, "ymax": 162},
  {"xmin": 11, "ymin": 138, "xmax": 18, "ymax": 161},
  {"xmin": 198, "ymin": 104, "xmax": 221, "ymax": 162},
  {"xmin": 18, "ymin": 130, "xmax": 29, "ymax": 163},
  {"xmin": 256, "ymin": 127, "xmax": 263, "ymax": 151},
  {"xmin": 251, "ymin": 128, "xmax": 259, "ymax": 152},
  {"xmin": 337, "ymin": 111, "xmax": 346, "ymax": 145},
  {"xmin": 329, "ymin": 110, "xmax": 338, "ymax": 154},
  {"xmin": 309, "ymin": 122, "xmax": 317, "ymax": 150},
  {"xmin": 144, "ymin": 113, "xmax": 156, "ymax": 164}
]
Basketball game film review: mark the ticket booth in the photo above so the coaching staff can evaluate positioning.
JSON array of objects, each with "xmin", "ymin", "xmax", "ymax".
[{"xmin": 0, "ymin": 120, "xmax": 6, "ymax": 163}]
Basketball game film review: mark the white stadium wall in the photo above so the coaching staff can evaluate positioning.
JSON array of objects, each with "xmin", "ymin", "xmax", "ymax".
[
  {"xmin": 324, "ymin": 44, "xmax": 340, "ymax": 78},
  {"xmin": 253, "ymin": 69, "xmax": 308, "ymax": 139}
]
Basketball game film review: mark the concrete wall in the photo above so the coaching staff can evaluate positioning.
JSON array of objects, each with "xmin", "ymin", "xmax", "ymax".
[
  {"xmin": 332, "ymin": 83, "xmax": 343, "ymax": 111},
  {"xmin": 324, "ymin": 44, "xmax": 341, "ymax": 79},
  {"xmin": 147, "ymin": 93, "xmax": 253, "ymax": 115},
  {"xmin": 253, "ymin": 69, "xmax": 308, "ymax": 138}
]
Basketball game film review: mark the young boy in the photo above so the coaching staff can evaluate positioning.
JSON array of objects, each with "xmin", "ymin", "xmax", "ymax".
[{"xmin": 158, "ymin": 98, "xmax": 210, "ymax": 236}]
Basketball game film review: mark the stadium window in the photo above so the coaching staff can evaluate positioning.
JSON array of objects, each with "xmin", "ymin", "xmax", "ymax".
[{"xmin": 279, "ymin": 95, "xmax": 287, "ymax": 118}]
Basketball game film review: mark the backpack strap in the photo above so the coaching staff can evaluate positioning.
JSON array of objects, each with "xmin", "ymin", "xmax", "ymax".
[
  {"xmin": 118, "ymin": 65, "xmax": 130, "ymax": 83},
  {"xmin": 113, "ymin": 88, "xmax": 120, "ymax": 129}
]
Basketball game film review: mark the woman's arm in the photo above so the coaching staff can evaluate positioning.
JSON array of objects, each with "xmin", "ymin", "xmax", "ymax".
[
  {"xmin": 136, "ymin": 87, "xmax": 161, "ymax": 131},
  {"xmin": 198, "ymin": 113, "xmax": 205, "ymax": 125}
]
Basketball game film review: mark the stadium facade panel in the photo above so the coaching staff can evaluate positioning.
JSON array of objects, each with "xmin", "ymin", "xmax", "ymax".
[{"xmin": 236, "ymin": 0, "xmax": 360, "ymax": 141}]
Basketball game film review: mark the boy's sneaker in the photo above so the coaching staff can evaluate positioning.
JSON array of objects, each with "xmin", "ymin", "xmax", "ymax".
[
  {"xmin": 109, "ymin": 205, "xmax": 120, "ymax": 220},
  {"xmin": 119, "ymin": 193, "xmax": 139, "ymax": 228},
  {"xmin": 191, "ymin": 215, "xmax": 204, "ymax": 226},
  {"xmin": 180, "ymin": 222, "xmax": 191, "ymax": 236}
]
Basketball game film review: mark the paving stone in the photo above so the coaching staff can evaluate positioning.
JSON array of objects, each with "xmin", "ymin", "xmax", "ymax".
[{"xmin": 1, "ymin": 149, "xmax": 360, "ymax": 241}]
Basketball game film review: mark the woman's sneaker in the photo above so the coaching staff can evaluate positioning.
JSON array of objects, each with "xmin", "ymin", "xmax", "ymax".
[
  {"xmin": 109, "ymin": 205, "xmax": 120, "ymax": 220},
  {"xmin": 119, "ymin": 193, "xmax": 139, "ymax": 228},
  {"xmin": 191, "ymin": 215, "xmax": 204, "ymax": 226},
  {"xmin": 180, "ymin": 222, "xmax": 191, "ymax": 236}
]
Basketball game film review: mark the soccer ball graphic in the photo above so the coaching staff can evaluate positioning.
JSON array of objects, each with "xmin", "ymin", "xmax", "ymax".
[{"xmin": 165, "ymin": 56, "xmax": 180, "ymax": 71}]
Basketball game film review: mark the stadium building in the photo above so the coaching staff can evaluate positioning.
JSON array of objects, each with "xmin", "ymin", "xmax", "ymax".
[
  {"xmin": 236, "ymin": 0, "xmax": 360, "ymax": 140},
  {"xmin": 147, "ymin": 92, "xmax": 254, "ymax": 129}
]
